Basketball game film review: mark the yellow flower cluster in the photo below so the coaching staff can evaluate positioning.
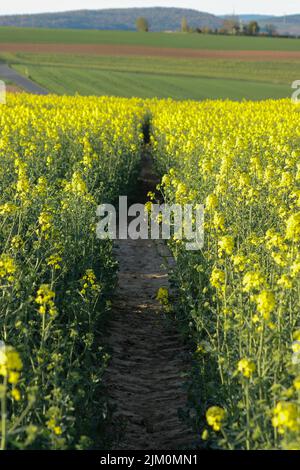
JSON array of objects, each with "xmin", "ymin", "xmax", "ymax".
[
  {"xmin": 0, "ymin": 94, "xmax": 146, "ymax": 449},
  {"xmin": 218, "ymin": 236, "xmax": 234, "ymax": 257},
  {"xmin": 35, "ymin": 284, "xmax": 57, "ymax": 317},
  {"xmin": 0, "ymin": 203, "xmax": 18, "ymax": 216},
  {"xmin": 150, "ymin": 98, "xmax": 300, "ymax": 449},
  {"xmin": 237, "ymin": 358, "xmax": 256, "ymax": 378},
  {"xmin": 206, "ymin": 406, "xmax": 226, "ymax": 431},
  {"xmin": 0, "ymin": 346, "xmax": 22, "ymax": 384},
  {"xmin": 0, "ymin": 254, "xmax": 16, "ymax": 283},
  {"xmin": 38, "ymin": 210, "xmax": 53, "ymax": 236},
  {"xmin": 255, "ymin": 290, "xmax": 275, "ymax": 320},
  {"xmin": 0, "ymin": 253, "xmax": 17, "ymax": 283},
  {"xmin": 286, "ymin": 213, "xmax": 300, "ymax": 242},
  {"xmin": 242, "ymin": 271, "xmax": 265, "ymax": 292},
  {"xmin": 80, "ymin": 269, "xmax": 101, "ymax": 297},
  {"xmin": 0, "ymin": 92, "xmax": 299, "ymax": 450},
  {"xmin": 0, "ymin": 93, "xmax": 146, "ymax": 448},
  {"xmin": 272, "ymin": 402, "xmax": 299, "ymax": 435},
  {"xmin": 46, "ymin": 418, "xmax": 62, "ymax": 436},
  {"xmin": 210, "ymin": 267, "xmax": 225, "ymax": 292},
  {"xmin": 156, "ymin": 287, "xmax": 169, "ymax": 306},
  {"xmin": 47, "ymin": 254, "xmax": 62, "ymax": 270}
]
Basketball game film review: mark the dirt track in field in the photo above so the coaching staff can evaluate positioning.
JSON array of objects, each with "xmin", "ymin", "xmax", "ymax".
[
  {"xmin": 1, "ymin": 42, "xmax": 300, "ymax": 61},
  {"xmin": 104, "ymin": 151, "xmax": 195, "ymax": 450}
]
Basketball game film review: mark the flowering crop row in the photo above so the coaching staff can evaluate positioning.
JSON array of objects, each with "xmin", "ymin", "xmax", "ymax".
[
  {"xmin": 1, "ymin": 94, "xmax": 299, "ymax": 450},
  {"xmin": 0, "ymin": 94, "xmax": 144, "ymax": 449},
  {"xmin": 150, "ymin": 99, "xmax": 300, "ymax": 449}
]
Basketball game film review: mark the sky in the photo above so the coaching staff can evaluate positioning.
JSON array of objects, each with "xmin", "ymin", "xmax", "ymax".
[{"xmin": 0, "ymin": 1, "xmax": 299, "ymax": 17}]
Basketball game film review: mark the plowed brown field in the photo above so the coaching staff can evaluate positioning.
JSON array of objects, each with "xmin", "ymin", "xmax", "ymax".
[{"xmin": 1, "ymin": 42, "xmax": 300, "ymax": 60}]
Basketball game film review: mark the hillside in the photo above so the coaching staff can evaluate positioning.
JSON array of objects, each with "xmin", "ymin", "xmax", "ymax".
[
  {"xmin": 262, "ymin": 14, "xmax": 300, "ymax": 36},
  {"xmin": 222, "ymin": 15, "xmax": 275, "ymax": 22},
  {"xmin": 243, "ymin": 15, "xmax": 274, "ymax": 21},
  {"xmin": 223, "ymin": 14, "xmax": 300, "ymax": 36},
  {"xmin": 0, "ymin": 7, "xmax": 222, "ymax": 32},
  {"xmin": 0, "ymin": 8, "xmax": 299, "ymax": 36}
]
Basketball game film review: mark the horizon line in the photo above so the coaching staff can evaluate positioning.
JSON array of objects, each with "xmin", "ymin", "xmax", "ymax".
[{"xmin": 0, "ymin": 7, "xmax": 296, "ymax": 19}]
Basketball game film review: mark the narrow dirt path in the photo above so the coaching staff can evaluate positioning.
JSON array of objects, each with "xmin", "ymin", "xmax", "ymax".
[{"xmin": 104, "ymin": 151, "xmax": 195, "ymax": 450}]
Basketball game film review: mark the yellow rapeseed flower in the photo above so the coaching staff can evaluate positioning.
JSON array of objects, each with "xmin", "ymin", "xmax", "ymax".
[
  {"xmin": 0, "ymin": 345, "xmax": 23, "ymax": 384},
  {"xmin": 242, "ymin": 271, "xmax": 265, "ymax": 292},
  {"xmin": 218, "ymin": 235, "xmax": 234, "ymax": 257},
  {"xmin": 156, "ymin": 287, "xmax": 169, "ymax": 306},
  {"xmin": 0, "ymin": 254, "xmax": 16, "ymax": 283},
  {"xmin": 272, "ymin": 402, "xmax": 299, "ymax": 434},
  {"xmin": 286, "ymin": 212, "xmax": 300, "ymax": 242},
  {"xmin": 206, "ymin": 406, "xmax": 226, "ymax": 431},
  {"xmin": 11, "ymin": 388, "xmax": 21, "ymax": 401},
  {"xmin": 35, "ymin": 284, "xmax": 57, "ymax": 316},
  {"xmin": 255, "ymin": 290, "xmax": 275, "ymax": 320},
  {"xmin": 237, "ymin": 358, "xmax": 256, "ymax": 378}
]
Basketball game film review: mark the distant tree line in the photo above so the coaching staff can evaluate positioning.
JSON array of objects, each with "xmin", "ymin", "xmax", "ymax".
[
  {"xmin": 135, "ymin": 15, "xmax": 280, "ymax": 38},
  {"xmin": 180, "ymin": 17, "xmax": 279, "ymax": 37}
]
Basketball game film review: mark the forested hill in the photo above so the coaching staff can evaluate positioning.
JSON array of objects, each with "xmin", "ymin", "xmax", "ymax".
[{"xmin": 0, "ymin": 8, "xmax": 222, "ymax": 31}]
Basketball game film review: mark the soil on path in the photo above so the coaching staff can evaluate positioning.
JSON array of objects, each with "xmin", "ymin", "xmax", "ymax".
[{"xmin": 104, "ymin": 152, "xmax": 195, "ymax": 450}]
